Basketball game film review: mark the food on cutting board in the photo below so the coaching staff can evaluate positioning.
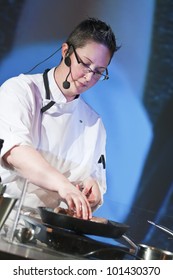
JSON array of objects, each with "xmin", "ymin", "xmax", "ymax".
[{"xmin": 53, "ymin": 207, "xmax": 108, "ymax": 224}]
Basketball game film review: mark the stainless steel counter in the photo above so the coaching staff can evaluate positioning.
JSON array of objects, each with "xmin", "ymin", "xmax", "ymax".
[{"xmin": 0, "ymin": 235, "xmax": 84, "ymax": 260}]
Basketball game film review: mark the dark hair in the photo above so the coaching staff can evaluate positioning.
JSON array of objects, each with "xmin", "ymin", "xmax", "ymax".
[{"xmin": 66, "ymin": 17, "xmax": 120, "ymax": 62}]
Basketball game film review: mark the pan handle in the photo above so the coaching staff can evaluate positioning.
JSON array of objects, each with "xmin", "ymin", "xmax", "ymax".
[
  {"xmin": 148, "ymin": 220, "xmax": 173, "ymax": 237},
  {"xmin": 121, "ymin": 234, "xmax": 138, "ymax": 255}
]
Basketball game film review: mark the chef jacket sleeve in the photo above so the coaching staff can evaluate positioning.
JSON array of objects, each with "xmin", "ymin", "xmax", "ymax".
[
  {"xmin": 0, "ymin": 76, "xmax": 40, "ymax": 182},
  {"xmin": 0, "ymin": 77, "xmax": 40, "ymax": 155},
  {"xmin": 90, "ymin": 121, "xmax": 107, "ymax": 211}
]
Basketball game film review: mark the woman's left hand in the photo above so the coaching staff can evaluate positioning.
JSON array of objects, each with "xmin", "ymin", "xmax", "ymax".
[{"xmin": 77, "ymin": 177, "xmax": 102, "ymax": 210}]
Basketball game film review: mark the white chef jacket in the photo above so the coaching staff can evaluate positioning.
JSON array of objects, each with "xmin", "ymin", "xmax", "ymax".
[{"xmin": 0, "ymin": 68, "xmax": 107, "ymax": 210}]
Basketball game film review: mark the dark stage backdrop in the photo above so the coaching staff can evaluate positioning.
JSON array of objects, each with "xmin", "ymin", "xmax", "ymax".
[
  {"xmin": 125, "ymin": 0, "xmax": 173, "ymax": 249},
  {"xmin": 1, "ymin": 0, "xmax": 173, "ymax": 250}
]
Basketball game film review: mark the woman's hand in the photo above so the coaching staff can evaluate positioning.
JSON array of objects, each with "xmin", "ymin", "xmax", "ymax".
[
  {"xmin": 57, "ymin": 182, "xmax": 92, "ymax": 220},
  {"xmin": 77, "ymin": 177, "xmax": 102, "ymax": 210},
  {"xmin": 3, "ymin": 145, "xmax": 92, "ymax": 220}
]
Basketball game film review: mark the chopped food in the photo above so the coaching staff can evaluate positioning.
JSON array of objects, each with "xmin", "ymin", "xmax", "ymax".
[
  {"xmin": 90, "ymin": 216, "xmax": 108, "ymax": 224},
  {"xmin": 53, "ymin": 206, "xmax": 108, "ymax": 224}
]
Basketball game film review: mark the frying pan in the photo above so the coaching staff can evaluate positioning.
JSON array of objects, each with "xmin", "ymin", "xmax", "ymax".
[{"xmin": 38, "ymin": 207, "xmax": 129, "ymax": 238}]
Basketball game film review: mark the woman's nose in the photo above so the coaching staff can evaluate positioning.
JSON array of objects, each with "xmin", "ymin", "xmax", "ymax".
[{"xmin": 84, "ymin": 71, "xmax": 95, "ymax": 82}]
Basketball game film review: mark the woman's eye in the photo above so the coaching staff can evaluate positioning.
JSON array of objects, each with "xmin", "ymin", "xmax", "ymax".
[
  {"xmin": 82, "ymin": 61, "xmax": 90, "ymax": 68},
  {"xmin": 95, "ymin": 70, "xmax": 102, "ymax": 75}
]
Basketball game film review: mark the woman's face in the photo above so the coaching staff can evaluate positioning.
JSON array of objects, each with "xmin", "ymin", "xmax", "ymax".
[{"xmin": 62, "ymin": 41, "xmax": 111, "ymax": 98}]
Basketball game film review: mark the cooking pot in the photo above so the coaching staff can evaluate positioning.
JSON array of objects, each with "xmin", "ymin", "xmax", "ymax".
[{"xmin": 122, "ymin": 234, "xmax": 173, "ymax": 260}]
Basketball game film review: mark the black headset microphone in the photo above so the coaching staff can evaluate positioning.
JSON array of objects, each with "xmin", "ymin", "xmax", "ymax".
[{"xmin": 63, "ymin": 54, "xmax": 71, "ymax": 89}]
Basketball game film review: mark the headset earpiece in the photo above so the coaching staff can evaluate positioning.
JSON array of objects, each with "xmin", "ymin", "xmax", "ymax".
[
  {"xmin": 64, "ymin": 53, "xmax": 71, "ymax": 67},
  {"xmin": 63, "ymin": 49, "xmax": 71, "ymax": 89}
]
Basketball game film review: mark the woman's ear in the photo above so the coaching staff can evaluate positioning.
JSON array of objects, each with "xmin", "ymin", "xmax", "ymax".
[
  {"xmin": 61, "ymin": 43, "xmax": 70, "ymax": 58},
  {"xmin": 61, "ymin": 43, "xmax": 71, "ymax": 67}
]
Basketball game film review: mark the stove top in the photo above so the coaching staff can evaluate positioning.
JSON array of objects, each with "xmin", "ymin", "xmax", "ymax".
[{"xmin": 19, "ymin": 215, "xmax": 133, "ymax": 260}]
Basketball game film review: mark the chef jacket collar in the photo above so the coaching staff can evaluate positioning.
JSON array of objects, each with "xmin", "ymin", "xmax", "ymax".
[
  {"xmin": 48, "ymin": 67, "xmax": 79, "ymax": 104},
  {"xmin": 41, "ymin": 68, "xmax": 80, "ymax": 113},
  {"xmin": 47, "ymin": 67, "xmax": 67, "ymax": 103}
]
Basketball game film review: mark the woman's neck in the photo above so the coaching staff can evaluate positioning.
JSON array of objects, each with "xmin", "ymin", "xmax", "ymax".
[{"xmin": 54, "ymin": 66, "xmax": 77, "ymax": 102}]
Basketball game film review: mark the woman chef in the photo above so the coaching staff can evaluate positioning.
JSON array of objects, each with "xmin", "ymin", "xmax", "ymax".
[{"xmin": 0, "ymin": 17, "xmax": 118, "ymax": 220}]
